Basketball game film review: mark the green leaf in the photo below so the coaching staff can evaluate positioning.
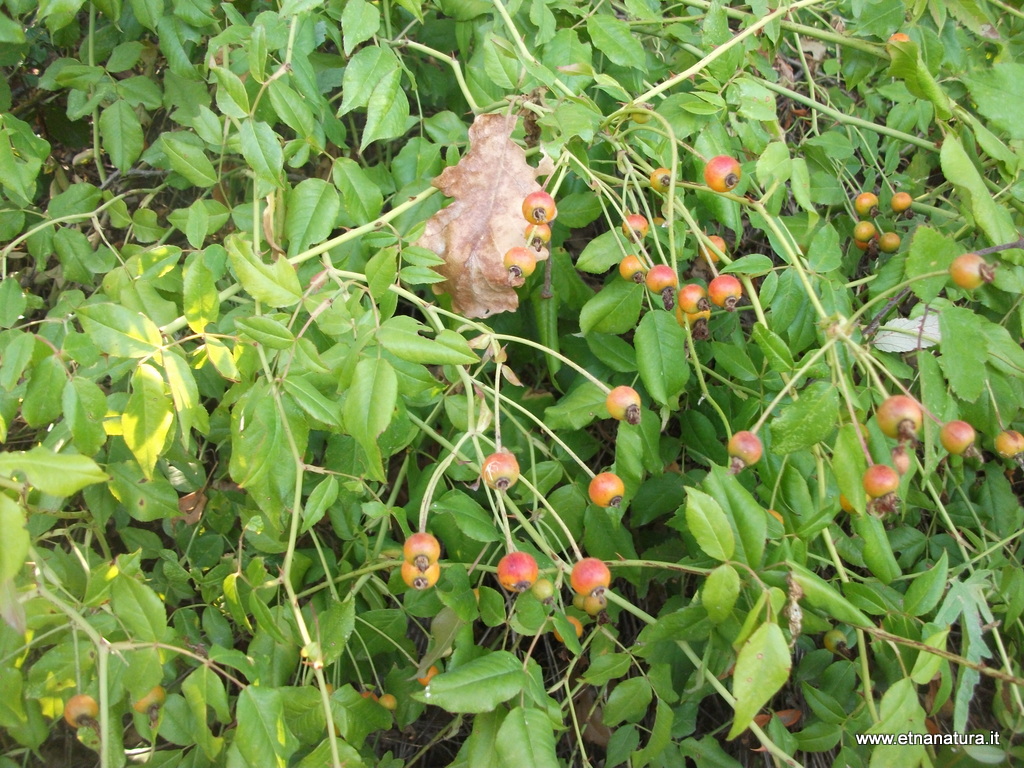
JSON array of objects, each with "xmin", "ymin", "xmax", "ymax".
[
  {"xmin": 162, "ymin": 133, "xmax": 218, "ymax": 187},
  {"xmin": 0, "ymin": 278, "xmax": 26, "ymax": 328},
  {"xmin": 703, "ymin": 465, "xmax": 766, "ymax": 568},
  {"xmin": 339, "ymin": 46, "xmax": 398, "ymax": 115},
  {"xmin": 432, "ymin": 490, "xmax": 503, "ymax": 543},
  {"xmin": 751, "ymin": 322, "xmax": 793, "ymax": 372},
  {"xmin": 0, "ymin": 447, "xmax": 108, "ymax": 497},
  {"xmin": 581, "ymin": 653, "xmax": 632, "ymax": 685},
  {"xmin": 99, "ymin": 100, "xmax": 143, "ymax": 174},
  {"xmin": 684, "ymin": 488, "xmax": 734, "ymax": 561},
  {"xmin": 495, "ymin": 707, "xmax": 560, "ymax": 768},
  {"xmin": 726, "ymin": 621, "xmax": 791, "ymax": 739},
  {"xmin": 163, "ymin": 349, "xmax": 203, "ymax": 439},
  {"xmin": 885, "ymin": 38, "xmax": 951, "ymax": 119},
  {"xmin": 239, "ymin": 119, "xmax": 283, "ymax": 189},
  {"xmin": 635, "ymin": 310, "xmax": 689, "ymax": 407},
  {"xmin": 21, "ymin": 354, "xmax": 65, "ymax": 427},
  {"xmin": 341, "ymin": 0, "xmax": 381, "ymax": 55},
  {"xmin": 317, "ymin": 598, "xmax": 355, "ymax": 666},
  {"xmin": 235, "ymin": 687, "xmax": 299, "ymax": 768},
  {"xmin": 587, "ymin": 14, "xmax": 646, "ymax": 70},
  {"xmin": 0, "ymin": 496, "xmax": 28, "ymax": 582},
  {"xmin": 108, "ymin": 461, "xmax": 179, "ymax": 522},
  {"xmin": 343, "ymin": 357, "xmax": 397, "ymax": 482},
  {"xmin": 183, "ymin": 255, "xmax": 219, "ymax": 333},
  {"xmin": 832, "ymin": 424, "xmax": 868, "ymax": 516},
  {"xmin": 806, "ymin": 224, "xmax": 842, "ymax": 273},
  {"xmin": 414, "ymin": 651, "xmax": 525, "ymax": 713},
  {"xmin": 111, "ymin": 573, "xmax": 169, "ymax": 642},
  {"xmin": 769, "ymin": 380, "xmax": 839, "ymax": 454},
  {"xmin": 122, "ymin": 363, "xmax": 173, "ymax": 479},
  {"xmin": 300, "ymin": 475, "xmax": 339, "ymax": 535},
  {"xmin": 903, "ymin": 550, "xmax": 948, "ymax": 617},
  {"xmin": 938, "ymin": 307, "xmax": 988, "ymax": 402},
  {"xmin": 234, "ymin": 315, "xmax": 295, "ymax": 350},
  {"xmin": 543, "ymin": 381, "xmax": 606, "ymax": 431},
  {"xmin": 602, "ymin": 677, "xmax": 653, "ymax": 726},
  {"xmin": 285, "ymin": 178, "xmax": 339, "ymax": 256},
  {"xmin": 905, "ymin": 226, "xmax": 959, "ymax": 302},
  {"xmin": 63, "ymin": 377, "xmax": 107, "ymax": 457},
  {"xmin": 226, "ymin": 234, "xmax": 302, "ymax": 308},
  {"xmin": 77, "ymin": 303, "xmax": 163, "ymax": 357},
  {"xmin": 211, "ymin": 64, "xmax": 250, "ymax": 117},
  {"xmin": 910, "ymin": 628, "xmax": 949, "ymax": 685},
  {"xmin": 940, "ymin": 137, "xmax": 1017, "ymax": 245},
  {"xmin": 703, "ymin": 563, "xmax": 741, "ymax": 623},
  {"xmin": 963, "ymin": 63, "xmax": 1024, "ymax": 141},
  {"xmin": 756, "ymin": 141, "xmax": 791, "ymax": 186},
  {"xmin": 282, "ymin": 375, "xmax": 342, "ymax": 428},
  {"xmin": 580, "ymin": 280, "xmax": 643, "ymax": 336},
  {"xmin": 863, "ymin": 678, "xmax": 926, "ymax": 768},
  {"xmin": 361, "ymin": 67, "xmax": 409, "ymax": 151},
  {"xmin": 721, "ymin": 254, "xmax": 773, "ymax": 275},
  {"xmin": 575, "ymin": 231, "xmax": 623, "ymax": 274},
  {"xmin": 333, "ymin": 158, "xmax": 384, "ymax": 226},
  {"xmin": 853, "ymin": 513, "xmax": 901, "ymax": 585}
]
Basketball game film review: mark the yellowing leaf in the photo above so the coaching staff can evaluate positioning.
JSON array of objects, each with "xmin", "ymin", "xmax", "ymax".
[{"xmin": 122, "ymin": 363, "xmax": 173, "ymax": 479}]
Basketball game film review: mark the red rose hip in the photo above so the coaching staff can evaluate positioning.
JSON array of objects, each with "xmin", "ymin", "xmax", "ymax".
[
  {"xmin": 570, "ymin": 557, "xmax": 612, "ymax": 597},
  {"xmin": 703, "ymin": 155, "xmax": 741, "ymax": 193}
]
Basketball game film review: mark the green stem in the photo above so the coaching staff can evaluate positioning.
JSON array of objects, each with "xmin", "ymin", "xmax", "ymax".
[
  {"xmin": 397, "ymin": 40, "xmax": 481, "ymax": 113},
  {"xmin": 758, "ymin": 79, "xmax": 937, "ymax": 152}
]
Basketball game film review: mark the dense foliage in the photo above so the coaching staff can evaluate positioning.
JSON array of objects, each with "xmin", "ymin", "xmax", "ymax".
[{"xmin": 2, "ymin": 0, "xmax": 1024, "ymax": 766}]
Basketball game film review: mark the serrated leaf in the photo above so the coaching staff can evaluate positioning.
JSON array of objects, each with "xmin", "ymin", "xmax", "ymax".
[
  {"xmin": 162, "ymin": 133, "xmax": 217, "ymax": 187},
  {"xmin": 432, "ymin": 491, "xmax": 503, "ymax": 542},
  {"xmin": 580, "ymin": 280, "xmax": 643, "ymax": 335},
  {"xmin": 282, "ymin": 375, "xmax": 342, "ymax": 428},
  {"xmin": 575, "ymin": 230, "xmax": 622, "ymax": 273},
  {"xmin": 587, "ymin": 14, "xmax": 646, "ymax": 70},
  {"xmin": 239, "ymin": 118, "xmax": 283, "ymax": 189},
  {"xmin": 361, "ymin": 67, "xmax": 409, "ymax": 151},
  {"xmin": 495, "ymin": 707, "xmax": 560, "ymax": 768},
  {"xmin": 684, "ymin": 488, "xmax": 734, "ymax": 561},
  {"xmin": 77, "ymin": 303, "xmax": 163, "ymax": 357},
  {"xmin": 122, "ymin": 363, "xmax": 173, "ymax": 479},
  {"xmin": 285, "ymin": 178, "xmax": 339, "ymax": 256},
  {"xmin": 235, "ymin": 687, "xmax": 298, "ymax": 768},
  {"xmin": 721, "ymin": 254, "xmax": 773, "ymax": 275},
  {"xmin": 111, "ymin": 574, "xmax": 169, "ymax": 642},
  {"xmin": 183, "ymin": 255, "xmax": 219, "ymax": 333},
  {"xmin": 99, "ymin": 100, "xmax": 143, "ymax": 173},
  {"xmin": 905, "ymin": 226, "xmax": 960, "ymax": 302},
  {"xmin": 343, "ymin": 357, "xmax": 396, "ymax": 482},
  {"xmin": 751, "ymin": 322, "xmax": 793, "ymax": 372},
  {"xmin": 0, "ymin": 496, "xmax": 29, "ymax": 582},
  {"xmin": 234, "ymin": 315, "xmax": 296, "ymax": 350},
  {"xmin": 341, "ymin": 0, "xmax": 380, "ymax": 55},
  {"xmin": 226, "ymin": 234, "xmax": 302, "ymax": 307},
  {"xmin": 0, "ymin": 447, "xmax": 109, "ymax": 497},
  {"xmin": 635, "ymin": 310, "xmax": 689, "ymax": 407},
  {"xmin": 703, "ymin": 563, "xmax": 741, "ymax": 623},
  {"xmin": 769, "ymin": 380, "xmax": 838, "ymax": 453},
  {"xmin": 416, "ymin": 651, "xmax": 525, "ymax": 713},
  {"xmin": 938, "ymin": 307, "xmax": 988, "ymax": 402},
  {"xmin": 904, "ymin": 550, "xmax": 948, "ymax": 617},
  {"xmin": 940, "ymin": 138, "xmax": 1017, "ymax": 245},
  {"xmin": 726, "ymin": 622, "xmax": 791, "ymax": 739}
]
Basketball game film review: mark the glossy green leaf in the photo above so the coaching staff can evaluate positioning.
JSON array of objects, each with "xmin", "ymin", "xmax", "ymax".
[
  {"xmin": 910, "ymin": 628, "xmax": 949, "ymax": 685},
  {"xmin": 721, "ymin": 254, "xmax": 774, "ymax": 276},
  {"xmin": 0, "ymin": 278, "xmax": 26, "ymax": 328},
  {"xmin": 703, "ymin": 466, "xmax": 767, "ymax": 567},
  {"xmin": 684, "ymin": 488, "xmax": 734, "ymax": 561},
  {"xmin": 938, "ymin": 306, "xmax": 988, "ymax": 402},
  {"xmin": 863, "ymin": 678, "xmax": 926, "ymax": 768},
  {"xmin": 282, "ymin": 375, "xmax": 342, "ymax": 428},
  {"xmin": 756, "ymin": 141, "xmax": 790, "ymax": 186},
  {"xmin": 99, "ymin": 100, "xmax": 143, "ymax": 173},
  {"xmin": 939, "ymin": 137, "xmax": 1017, "ymax": 245},
  {"xmin": 239, "ymin": 118, "xmax": 283, "ymax": 189},
  {"xmin": 853, "ymin": 513, "xmax": 901, "ymax": 585},
  {"xmin": 300, "ymin": 476, "xmax": 338, "ymax": 534},
  {"xmin": 414, "ymin": 651, "xmax": 525, "ymax": 713},
  {"xmin": 235, "ymin": 686, "xmax": 299, "ymax": 767},
  {"xmin": 108, "ymin": 461, "xmax": 179, "ymax": 522},
  {"xmin": 544, "ymin": 381, "xmax": 605, "ymax": 431},
  {"xmin": 905, "ymin": 226, "xmax": 959, "ymax": 302},
  {"xmin": 361, "ymin": 67, "xmax": 409, "ymax": 151},
  {"xmin": 432, "ymin": 490, "xmax": 503, "ymax": 542},
  {"xmin": 122, "ymin": 363, "xmax": 173, "ymax": 479},
  {"xmin": 317, "ymin": 598, "xmax": 355, "ymax": 666},
  {"xmin": 0, "ymin": 496, "xmax": 28, "ymax": 582},
  {"xmin": 226, "ymin": 234, "xmax": 302, "ymax": 308},
  {"xmin": 0, "ymin": 447, "xmax": 108, "ymax": 497},
  {"xmin": 726, "ymin": 621, "xmax": 791, "ymax": 739},
  {"xmin": 751, "ymin": 322, "xmax": 793, "ymax": 373},
  {"xmin": 343, "ymin": 357, "xmax": 397, "ymax": 482},
  {"xmin": 580, "ymin": 280, "xmax": 643, "ymax": 336},
  {"xmin": 21, "ymin": 354, "xmax": 65, "ymax": 427},
  {"xmin": 182, "ymin": 255, "xmax": 219, "ymax": 333},
  {"xmin": 77, "ymin": 302, "xmax": 163, "ymax": 357},
  {"xmin": 587, "ymin": 14, "xmax": 646, "ymax": 70},
  {"xmin": 285, "ymin": 178, "xmax": 338, "ymax": 256},
  {"xmin": 575, "ymin": 231, "xmax": 623, "ymax": 274},
  {"xmin": 162, "ymin": 133, "xmax": 217, "ymax": 187},
  {"xmin": 495, "ymin": 707, "xmax": 559, "ymax": 768},
  {"xmin": 62, "ymin": 376, "xmax": 107, "ymax": 456},
  {"xmin": 634, "ymin": 309, "xmax": 689, "ymax": 407},
  {"xmin": 832, "ymin": 424, "xmax": 868, "ymax": 515},
  {"xmin": 181, "ymin": 667, "xmax": 229, "ymax": 756},
  {"xmin": 703, "ymin": 563, "xmax": 741, "ymax": 623},
  {"xmin": 769, "ymin": 380, "xmax": 839, "ymax": 454},
  {"xmin": 903, "ymin": 550, "xmax": 948, "ymax": 617},
  {"xmin": 603, "ymin": 677, "xmax": 652, "ymax": 726},
  {"xmin": 234, "ymin": 315, "xmax": 296, "ymax": 350},
  {"xmin": 111, "ymin": 573, "xmax": 169, "ymax": 642},
  {"xmin": 339, "ymin": 46, "xmax": 398, "ymax": 115},
  {"xmin": 341, "ymin": 0, "xmax": 380, "ymax": 55},
  {"xmin": 332, "ymin": 157, "xmax": 384, "ymax": 226}
]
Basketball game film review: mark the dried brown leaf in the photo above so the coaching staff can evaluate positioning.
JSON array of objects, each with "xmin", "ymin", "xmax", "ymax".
[{"xmin": 416, "ymin": 113, "xmax": 553, "ymax": 318}]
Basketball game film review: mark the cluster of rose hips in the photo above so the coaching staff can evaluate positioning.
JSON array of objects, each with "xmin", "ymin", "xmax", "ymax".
[
  {"xmin": 504, "ymin": 190, "xmax": 557, "ymax": 287},
  {"xmin": 63, "ymin": 685, "xmax": 167, "ymax": 731},
  {"xmin": 851, "ymin": 190, "xmax": 911, "ymax": 254},
  {"xmin": 402, "ymin": 531, "xmax": 442, "ymax": 590}
]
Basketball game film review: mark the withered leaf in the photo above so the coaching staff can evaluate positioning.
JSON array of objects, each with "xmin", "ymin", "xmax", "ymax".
[{"xmin": 416, "ymin": 113, "xmax": 552, "ymax": 318}]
